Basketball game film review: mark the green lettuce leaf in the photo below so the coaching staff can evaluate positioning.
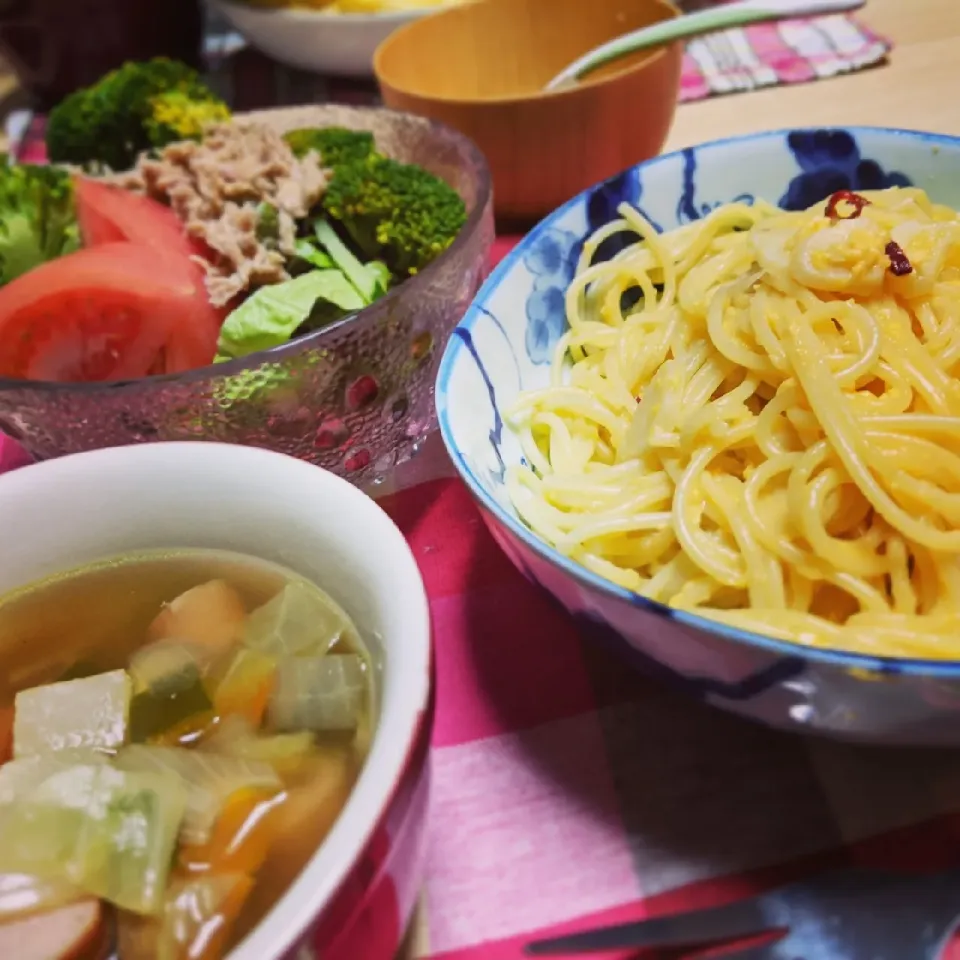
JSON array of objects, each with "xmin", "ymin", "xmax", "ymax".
[{"xmin": 215, "ymin": 270, "xmax": 365, "ymax": 362}]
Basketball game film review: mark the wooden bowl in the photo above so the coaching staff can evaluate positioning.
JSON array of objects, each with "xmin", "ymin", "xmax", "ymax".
[{"xmin": 373, "ymin": 0, "xmax": 683, "ymax": 221}]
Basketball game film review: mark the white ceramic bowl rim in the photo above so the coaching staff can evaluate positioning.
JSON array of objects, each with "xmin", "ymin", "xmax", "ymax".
[
  {"xmin": 437, "ymin": 124, "xmax": 960, "ymax": 680},
  {"xmin": 0, "ymin": 442, "xmax": 432, "ymax": 959},
  {"xmin": 215, "ymin": 0, "xmax": 434, "ymax": 22}
]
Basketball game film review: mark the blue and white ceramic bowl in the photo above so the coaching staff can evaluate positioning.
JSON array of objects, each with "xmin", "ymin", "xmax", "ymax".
[{"xmin": 436, "ymin": 127, "xmax": 960, "ymax": 747}]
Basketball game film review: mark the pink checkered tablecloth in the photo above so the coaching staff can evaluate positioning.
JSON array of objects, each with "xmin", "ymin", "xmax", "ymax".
[{"xmin": 7, "ymin": 7, "xmax": 960, "ymax": 958}]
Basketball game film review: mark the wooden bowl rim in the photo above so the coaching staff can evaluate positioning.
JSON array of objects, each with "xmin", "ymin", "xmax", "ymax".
[{"xmin": 373, "ymin": 0, "xmax": 682, "ymax": 107}]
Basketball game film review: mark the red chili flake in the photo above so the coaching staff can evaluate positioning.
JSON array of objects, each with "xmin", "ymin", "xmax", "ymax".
[
  {"xmin": 885, "ymin": 240, "xmax": 913, "ymax": 276},
  {"xmin": 824, "ymin": 190, "xmax": 871, "ymax": 220}
]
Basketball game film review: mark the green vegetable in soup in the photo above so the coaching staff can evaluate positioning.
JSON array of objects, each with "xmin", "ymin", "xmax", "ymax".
[
  {"xmin": 0, "ymin": 762, "xmax": 186, "ymax": 915},
  {"xmin": 214, "ymin": 269, "xmax": 365, "ymax": 362},
  {"xmin": 115, "ymin": 745, "xmax": 280, "ymax": 846},
  {"xmin": 13, "ymin": 669, "xmax": 131, "ymax": 758},
  {"xmin": 128, "ymin": 640, "xmax": 214, "ymax": 743},
  {"xmin": 269, "ymin": 655, "xmax": 367, "ymax": 733},
  {"xmin": 243, "ymin": 581, "xmax": 355, "ymax": 659},
  {"xmin": 129, "ymin": 640, "xmax": 212, "ymax": 696},
  {"xmin": 85, "ymin": 778, "xmax": 183, "ymax": 914},
  {"xmin": 202, "ymin": 715, "xmax": 316, "ymax": 776},
  {"xmin": 0, "ymin": 751, "xmax": 109, "ymax": 806}
]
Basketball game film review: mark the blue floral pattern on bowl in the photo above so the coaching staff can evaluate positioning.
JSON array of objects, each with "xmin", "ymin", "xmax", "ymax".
[
  {"xmin": 780, "ymin": 129, "xmax": 911, "ymax": 211},
  {"xmin": 523, "ymin": 228, "xmax": 580, "ymax": 364},
  {"xmin": 436, "ymin": 127, "xmax": 960, "ymax": 747}
]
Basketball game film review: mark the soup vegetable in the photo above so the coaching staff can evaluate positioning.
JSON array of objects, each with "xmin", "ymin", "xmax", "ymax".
[
  {"xmin": 0, "ymin": 59, "xmax": 467, "ymax": 382},
  {"xmin": 0, "ymin": 549, "xmax": 374, "ymax": 960}
]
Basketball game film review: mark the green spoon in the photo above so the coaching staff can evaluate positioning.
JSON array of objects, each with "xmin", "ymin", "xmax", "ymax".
[{"xmin": 544, "ymin": 0, "xmax": 867, "ymax": 91}]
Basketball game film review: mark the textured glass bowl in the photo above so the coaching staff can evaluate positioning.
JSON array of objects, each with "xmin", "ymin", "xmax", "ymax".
[{"xmin": 0, "ymin": 105, "xmax": 494, "ymax": 485}]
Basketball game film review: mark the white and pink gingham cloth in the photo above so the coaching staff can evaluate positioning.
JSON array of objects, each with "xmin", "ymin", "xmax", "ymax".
[{"xmin": 679, "ymin": 12, "xmax": 889, "ymax": 100}]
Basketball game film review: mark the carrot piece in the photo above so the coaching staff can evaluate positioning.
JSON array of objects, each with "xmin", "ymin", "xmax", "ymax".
[
  {"xmin": 212, "ymin": 649, "xmax": 277, "ymax": 727},
  {"xmin": 148, "ymin": 580, "xmax": 246, "ymax": 657},
  {"xmin": 179, "ymin": 788, "xmax": 286, "ymax": 877},
  {"xmin": 188, "ymin": 873, "xmax": 255, "ymax": 960},
  {"xmin": 117, "ymin": 873, "xmax": 254, "ymax": 960}
]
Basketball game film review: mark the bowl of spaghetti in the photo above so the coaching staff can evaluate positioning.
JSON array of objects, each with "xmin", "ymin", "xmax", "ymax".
[{"xmin": 436, "ymin": 127, "xmax": 960, "ymax": 746}]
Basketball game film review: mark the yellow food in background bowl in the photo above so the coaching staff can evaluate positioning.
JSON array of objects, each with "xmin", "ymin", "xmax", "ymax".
[
  {"xmin": 327, "ymin": 0, "xmax": 466, "ymax": 11},
  {"xmin": 212, "ymin": 0, "xmax": 466, "ymax": 72},
  {"xmin": 244, "ymin": 0, "xmax": 465, "ymax": 11}
]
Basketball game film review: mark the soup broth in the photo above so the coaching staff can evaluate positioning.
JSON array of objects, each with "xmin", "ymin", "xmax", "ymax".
[{"xmin": 0, "ymin": 549, "xmax": 375, "ymax": 959}]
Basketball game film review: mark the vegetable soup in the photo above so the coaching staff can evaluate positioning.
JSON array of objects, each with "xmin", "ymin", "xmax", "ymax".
[{"xmin": 0, "ymin": 549, "xmax": 375, "ymax": 960}]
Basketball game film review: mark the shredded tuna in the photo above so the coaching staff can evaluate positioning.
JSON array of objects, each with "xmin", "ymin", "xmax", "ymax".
[{"xmin": 105, "ymin": 121, "xmax": 330, "ymax": 306}]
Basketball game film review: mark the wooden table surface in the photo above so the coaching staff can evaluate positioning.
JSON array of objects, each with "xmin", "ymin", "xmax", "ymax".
[{"xmin": 667, "ymin": 0, "xmax": 960, "ymax": 148}]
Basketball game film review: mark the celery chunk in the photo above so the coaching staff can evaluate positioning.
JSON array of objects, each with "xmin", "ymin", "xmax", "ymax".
[{"xmin": 269, "ymin": 655, "xmax": 367, "ymax": 733}]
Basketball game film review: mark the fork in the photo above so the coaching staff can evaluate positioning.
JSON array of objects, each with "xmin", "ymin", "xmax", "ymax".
[{"xmin": 525, "ymin": 865, "xmax": 960, "ymax": 958}]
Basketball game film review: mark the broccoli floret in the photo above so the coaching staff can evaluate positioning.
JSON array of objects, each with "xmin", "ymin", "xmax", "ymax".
[
  {"xmin": 46, "ymin": 58, "xmax": 230, "ymax": 171},
  {"xmin": 144, "ymin": 89, "xmax": 231, "ymax": 150},
  {"xmin": 322, "ymin": 154, "xmax": 467, "ymax": 277},
  {"xmin": 283, "ymin": 127, "xmax": 376, "ymax": 168},
  {"xmin": 0, "ymin": 156, "xmax": 79, "ymax": 285}
]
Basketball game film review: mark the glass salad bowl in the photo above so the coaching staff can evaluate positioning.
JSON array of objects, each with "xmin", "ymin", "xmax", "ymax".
[{"xmin": 0, "ymin": 104, "xmax": 494, "ymax": 486}]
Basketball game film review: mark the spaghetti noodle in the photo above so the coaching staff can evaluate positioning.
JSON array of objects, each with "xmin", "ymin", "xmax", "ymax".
[{"xmin": 505, "ymin": 187, "xmax": 960, "ymax": 658}]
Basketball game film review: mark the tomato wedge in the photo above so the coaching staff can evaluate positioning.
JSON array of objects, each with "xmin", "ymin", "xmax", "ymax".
[
  {"xmin": 75, "ymin": 178, "xmax": 201, "ymax": 260},
  {"xmin": 74, "ymin": 178, "xmax": 224, "ymax": 372},
  {"xmin": 0, "ymin": 242, "xmax": 199, "ymax": 382}
]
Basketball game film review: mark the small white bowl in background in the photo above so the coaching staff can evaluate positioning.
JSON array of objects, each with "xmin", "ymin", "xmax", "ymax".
[{"xmin": 208, "ymin": 0, "xmax": 434, "ymax": 76}]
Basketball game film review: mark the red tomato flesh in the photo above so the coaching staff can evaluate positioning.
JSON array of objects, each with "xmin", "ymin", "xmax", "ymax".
[
  {"xmin": 0, "ymin": 243, "xmax": 199, "ymax": 382},
  {"xmin": 75, "ymin": 177, "xmax": 201, "ymax": 260},
  {"xmin": 74, "ymin": 178, "xmax": 224, "ymax": 372}
]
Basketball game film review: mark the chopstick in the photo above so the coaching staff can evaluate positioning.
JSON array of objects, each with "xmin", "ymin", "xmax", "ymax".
[{"xmin": 523, "ymin": 896, "xmax": 775, "ymax": 955}]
